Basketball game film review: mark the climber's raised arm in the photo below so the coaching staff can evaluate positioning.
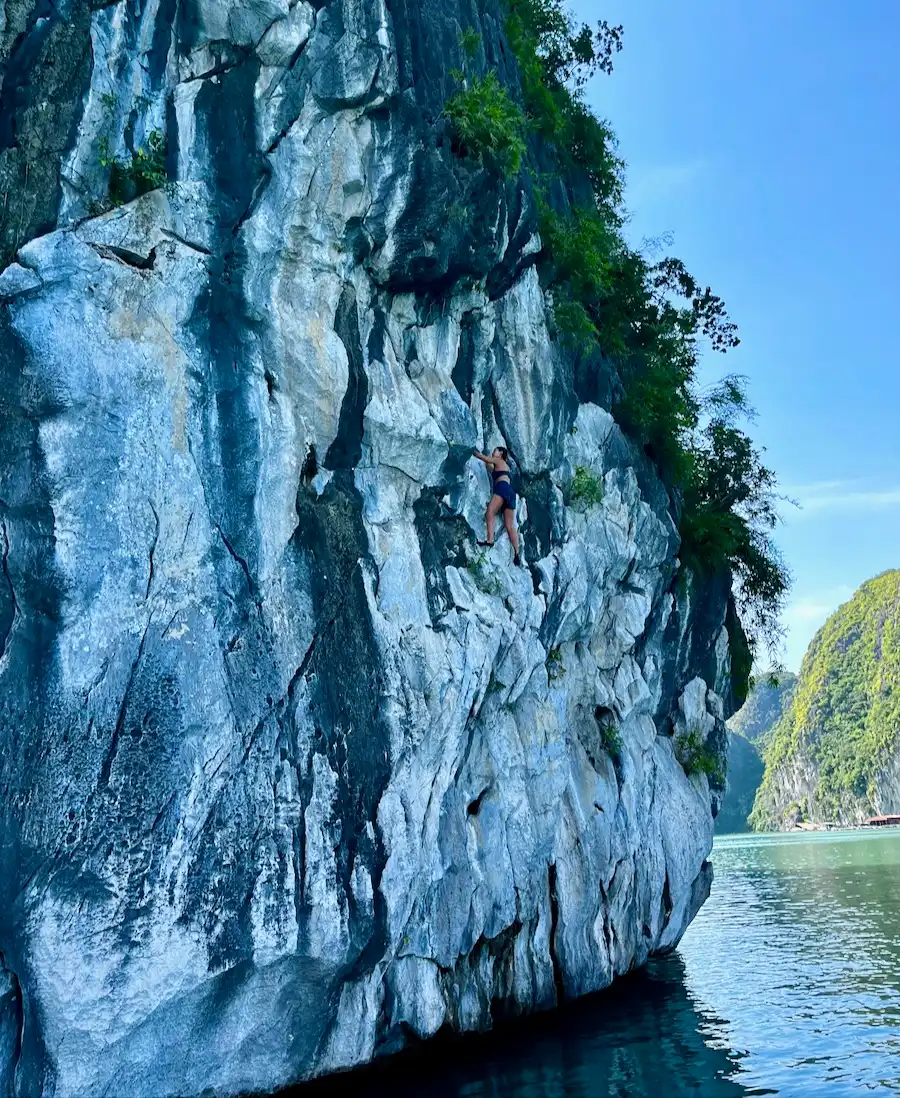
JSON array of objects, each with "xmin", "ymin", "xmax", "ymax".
[{"xmin": 472, "ymin": 449, "xmax": 495, "ymax": 467}]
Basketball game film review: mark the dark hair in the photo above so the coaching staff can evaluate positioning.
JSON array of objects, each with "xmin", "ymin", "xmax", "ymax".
[{"xmin": 494, "ymin": 446, "xmax": 509, "ymax": 461}]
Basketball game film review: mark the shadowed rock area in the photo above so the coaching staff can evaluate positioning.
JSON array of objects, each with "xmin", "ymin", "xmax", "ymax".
[
  {"xmin": 0, "ymin": 2, "xmax": 742, "ymax": 1095},
  {"xmin": 717, "ymin": 674, "xmax": 795, "ymax": 833}
]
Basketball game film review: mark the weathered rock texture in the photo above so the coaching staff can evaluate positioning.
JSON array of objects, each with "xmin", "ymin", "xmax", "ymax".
[{"xmin": 0, "ymin": 2, "xmax": 740, "ymax": 1095}]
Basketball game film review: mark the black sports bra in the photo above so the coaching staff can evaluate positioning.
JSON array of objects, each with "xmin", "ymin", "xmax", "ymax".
[{"xmin": 492, "ymin": 468, "xmax": 511, "ymax": 486}]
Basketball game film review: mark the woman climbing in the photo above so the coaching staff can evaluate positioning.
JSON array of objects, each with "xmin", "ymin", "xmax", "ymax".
[{"xmin": 473, "ymin": 447, "xmax": 521, "ymax": 566}]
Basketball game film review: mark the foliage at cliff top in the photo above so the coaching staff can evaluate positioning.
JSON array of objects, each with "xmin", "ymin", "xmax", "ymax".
[
  {"xmin": 446, "ymin": 0, "xmax": 789, "ymax": 672},
  {"xmin": 728, "ymin": 672, "xmax": 797, "ymax": 745},
  {"xmin": 749, "ymin": 571, "xmax": 900, "ymax": 827}
]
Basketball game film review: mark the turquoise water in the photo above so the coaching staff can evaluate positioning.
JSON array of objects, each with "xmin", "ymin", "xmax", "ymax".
[
  {"xmin": 303, "ymin": 829, "xmax": 900, "ymax": 1096},
  {"xmin": 679, "ymin": 829, "xmax": 900, "ymax": 1096}
]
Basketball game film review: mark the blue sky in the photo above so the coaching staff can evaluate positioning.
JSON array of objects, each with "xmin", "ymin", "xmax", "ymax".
[{"xmin": 570, "ymin": 0, "xmax": 900, "ymax": 671}]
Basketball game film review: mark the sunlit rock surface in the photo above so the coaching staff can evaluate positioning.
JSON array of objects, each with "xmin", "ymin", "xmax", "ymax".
[{"xmin": 0, "ymin": 2, "xmax": 740, "ymax": 1094}]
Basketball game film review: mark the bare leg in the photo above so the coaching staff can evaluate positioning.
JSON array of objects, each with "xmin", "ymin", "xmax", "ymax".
[
  {"xmin": 503, "ymin": 508, "xmax": 520, "ymax": 561},
  {"xmin": 484, "ymin": 496, "xmax": 503, "ymax": 544}
]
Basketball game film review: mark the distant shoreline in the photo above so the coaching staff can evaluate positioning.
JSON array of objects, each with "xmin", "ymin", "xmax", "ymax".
[{"xmin": 717, "ymin": 822, "xmax": 900, "ymax": 837}]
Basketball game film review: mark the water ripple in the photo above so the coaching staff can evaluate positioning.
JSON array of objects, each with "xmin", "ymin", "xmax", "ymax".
[{"xmin": 678, "ymin": 829, "xmax": 900, "ymax": 1096}]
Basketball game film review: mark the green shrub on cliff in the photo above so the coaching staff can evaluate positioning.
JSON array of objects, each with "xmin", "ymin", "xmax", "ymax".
[
  {"xmin": 443, "ymin": 0, "xmax": 789, "ymax": 666},
  {"xmin": 445, "ymin": 72, "xmax": 527, "ymax": 176},
  {"xmin": 566, "ymin": 465, "xmax": 604, "ymax": 508},
  {"xmin": 676, "ymin": 726, "xmax": 725, "ymax": 785},
  {"xmin": 597, "ymin": 718, "xmax": 623, "ymax": 761},
  {"xmin": 99, "ymin": 129, "xmax": 167, "ymax": 206},
  {"xmin": 750, "ymin": 571, "xmax": 900, "ymax": 828}
]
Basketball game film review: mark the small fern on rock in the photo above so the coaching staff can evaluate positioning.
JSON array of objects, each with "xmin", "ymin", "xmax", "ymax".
[
  {"xmin": 675, "ymin": 726, "xmax": 724, "ymax": 785},
  {"xmin": 546, "ymin": 646, "xmax": 565, "ymax": 682},
  {"xmin": 468, "ymin": 551, "xmax": 503, "ymax": 596},
  {"xmin": 99, "ymin": 130, "xmax": 168, "ymax": 207},
  {"xmin": 567, "ymin": 466, "xmax": 604, "ymax": 509}
]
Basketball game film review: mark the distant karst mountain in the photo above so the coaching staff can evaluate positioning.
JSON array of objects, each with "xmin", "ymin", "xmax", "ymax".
[
  {"xmin": 729, "ymin": 673, "xmax": 797, "ymax": 746},
  {"xmin": 716, "ymin": 674, "xmax": 796, "ymax": 833},
  {"xmin": 750, "ymin": 571, "xmax": 900, "ymax": 830}
]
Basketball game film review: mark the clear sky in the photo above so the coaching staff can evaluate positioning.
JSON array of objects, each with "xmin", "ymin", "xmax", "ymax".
[{"xmin": 570, "ymin": 0, "xmax": 900, "ymax": 671}]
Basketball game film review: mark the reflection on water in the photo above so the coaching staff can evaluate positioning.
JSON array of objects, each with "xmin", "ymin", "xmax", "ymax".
[
  {"xmin": 302, "ymin": 953, "xmax": 752, "ymax": 1098},
  {"xmin": 295, "ymin": 831, "xmax": 900, "ymax": 1097},
  {"xmin": 680, "ymin": 830, "xmax": 900, "ymax": 1097}
]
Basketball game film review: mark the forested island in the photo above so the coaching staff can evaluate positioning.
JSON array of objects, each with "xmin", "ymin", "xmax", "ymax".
[{"xmin": 719, "ymin": 572, "xmax": 900, "ymax": 832}]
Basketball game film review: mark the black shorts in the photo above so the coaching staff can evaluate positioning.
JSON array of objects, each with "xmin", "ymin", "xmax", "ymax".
[{"xmin": 494, "ymin": 481, "xmax": 516, "ymax": 511}]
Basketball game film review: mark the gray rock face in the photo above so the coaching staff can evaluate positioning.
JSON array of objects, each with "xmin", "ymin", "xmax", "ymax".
[{"xmin": 0, "ymin": 2, "xmax": 741, "ymax": 1095}]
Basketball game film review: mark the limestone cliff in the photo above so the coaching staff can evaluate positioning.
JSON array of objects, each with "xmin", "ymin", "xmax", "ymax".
[{"xmin": 0, "ymin": 2, "xmax": 743, "ymax": 1095}]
